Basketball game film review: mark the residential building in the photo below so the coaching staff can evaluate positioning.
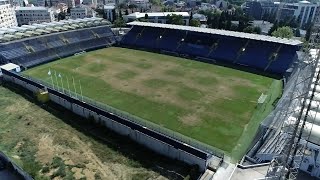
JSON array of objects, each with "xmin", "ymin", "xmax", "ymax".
[
  {"xmin": 192, "ymin": 13, "xmax": 207, "ymax": 23},
  {"xmin": 245, "ymin": 0, "xmax": 320, "ymax": 28},
  {"xmin": 70, "ymin": 5, "xmax": 95, "ymax": 19},
  {"xmin": 216, "ymin": 0, "xmax": 229, "ymax": 10},
  {"xmin": 52, "ymin": 0, "xmax": 75, "ymax": 8},
  {"xmin": 0, "ymin": 0, "xmax": 17, "ymax": 28},
  {"xmin": 35, "ymin": 0, "xmax": 76, "ymax": 8},
  {"xmin": 278, "ymin": 1, "xmax": 320, "ymax": 28},
  {"xmin": 56, "ymin": 2, "xmax": 68, "ymax": 13},
  {"xmin": 70, "ymin": 6, "xmax": 87, "ymax": 19},
  {"xmin": 82, "ymin": 0, "xmax": 93, "ymax": 5},
  {"xmin": 95, "ymin": 0, "xmax": 122, "ymax": 5},
  {"xmin": 33, "ymin": 0, "xmax": 44, "ymax": 6},
  {"xmin": 123, "ymin": 12, "xmax": 190, "ymax": 25},
  {"xmin": 199, "ymin": 3, "xmax": 217, "ymax": 11},
  {"xmin": 15, "ymin": 6, "xmax": 54, "ymax": 25},
  {"xmin": 129, "ymin": 0, "xmax": 149, "ymax": 8},
  {"xmin": 11, "ymin": 0, "xmax": 28, "ymax": 7},
  {"xmin": 244, "ymin": 0, "xmax": 277, "ymax": 20},
  {"xmin": 103, "ymin": 4, "xmax": 114, "ymax": 22}
]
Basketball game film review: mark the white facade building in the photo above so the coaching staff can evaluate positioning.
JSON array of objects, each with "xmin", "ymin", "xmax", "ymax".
[
  {"xmin": 279, "ymin": 1, "xmax": 320, "ymax": 28},
  {"xmin": 11, "ymin": 0, "xmax": 28, "ymax": 7},
  {"xmin": 15, "ymin": 6, "xmax": 55, "ymax": 25},
  {"xmin": 0, "ymin": 0, "xmax": 17, "ymax": 28}
]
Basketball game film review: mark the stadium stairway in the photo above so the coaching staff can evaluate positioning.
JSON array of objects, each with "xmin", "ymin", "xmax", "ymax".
[{"xmin": 254, "ymin": 131, "xmax": 289, "ymax": 162}]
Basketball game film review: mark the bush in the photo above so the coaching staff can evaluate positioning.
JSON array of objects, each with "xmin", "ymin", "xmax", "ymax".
[
  {"xmin": 51, "ymin": 156, "xmax": 64, "ymax": 168},
  {"xmin": 51, "ymin": 166, "xmax": 66, "ymax": 178},
  {"xmin": 42, "ymin": 165, "xmax": 50, "ymax": 173}
]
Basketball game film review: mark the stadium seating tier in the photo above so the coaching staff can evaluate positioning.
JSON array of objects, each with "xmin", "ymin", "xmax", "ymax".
[
  {"xmin": 120, "ymin": 26, "xmax": 300, "ymax": 76},
  {"xmin": 0, "ymin": 25, "xmax": 116, "ymax": 68}
]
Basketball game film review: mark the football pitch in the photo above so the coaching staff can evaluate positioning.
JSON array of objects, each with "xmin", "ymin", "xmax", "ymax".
[{"xmin": 24, "ymin": 47, "xmax": 282, "ymax": 159}]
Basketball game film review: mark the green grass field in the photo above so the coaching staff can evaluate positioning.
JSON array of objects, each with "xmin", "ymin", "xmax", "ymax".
[{"xmin": 24, "ymin": 47, "xmax": 282, "ymax": 160}]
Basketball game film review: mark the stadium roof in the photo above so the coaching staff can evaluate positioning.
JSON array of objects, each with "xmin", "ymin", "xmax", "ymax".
[
  {"xmin": 126, "ymin": 12, "xmax": 189, "ymax": 19},
  {"xmin": 127, "ymin": 21, "xmax": 302, "ymax": 46},
  {"xmin": 0, "ymin": 17, "xmax": 109, "ymax": 42}
]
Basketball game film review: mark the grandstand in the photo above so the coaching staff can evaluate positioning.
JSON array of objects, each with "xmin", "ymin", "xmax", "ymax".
[
  {"xmin": 121, "ymin": 21, "xmax": 301, "ymax": 77},
  {"xmin": 0, "ymin": 18, "xmax": 115, "ymax": 68},
  {"xmin": 0, "ymin": 20, "xmax": 305, "ymax": 179}
]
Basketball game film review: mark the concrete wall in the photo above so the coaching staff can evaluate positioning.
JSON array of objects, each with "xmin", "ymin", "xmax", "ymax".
[{"xmin": 2, "ymin": 71, "xmax": 210, "ymax": 171}]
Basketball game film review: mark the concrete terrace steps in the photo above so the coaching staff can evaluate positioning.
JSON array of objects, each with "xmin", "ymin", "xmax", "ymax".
[{"xmin": 255, "ymin": 132, "xmax": 289, "ymax": 161}]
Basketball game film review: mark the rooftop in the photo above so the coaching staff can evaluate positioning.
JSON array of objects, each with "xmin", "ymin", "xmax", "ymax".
[
  {"xmin": 15, "ymin": 6, "xmax": 49, "ymax": 11},
  {"xmin": 127, "ymin": 21, "xmax": 302, "ymax": 46},
  {"xmin": 126, "ymin": 12, "xmax": 189, "ymax": 19}
]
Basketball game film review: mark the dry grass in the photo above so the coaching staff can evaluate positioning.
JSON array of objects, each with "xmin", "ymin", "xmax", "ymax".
[{"xmin": 0, "ymin": 85, "xmax": 192, "ymax": 179}]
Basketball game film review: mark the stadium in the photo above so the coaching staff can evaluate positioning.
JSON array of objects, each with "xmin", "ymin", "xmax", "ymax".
[{"xmin": 0, "ymin": 17, "xmax": 318, "ymax": 179}]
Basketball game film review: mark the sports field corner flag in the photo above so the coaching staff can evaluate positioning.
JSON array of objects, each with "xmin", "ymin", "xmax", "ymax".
[{"xmin": 48, "ymin": 69, "xmax": 51, "ymax": 76}]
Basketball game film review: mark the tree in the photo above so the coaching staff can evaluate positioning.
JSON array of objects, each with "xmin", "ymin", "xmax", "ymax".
[
  {"xmin": 218, "ymin": 11, "xmax": 227, "ymax": 29},
  {"xmin": 190, "ymin": 19, "xmax": 200, "ymax": 27},
  {"xmin": 114, "ymin": 18, "xmax": 126, "ymax": 27},
  {"xmin": 119, "ymin": 3, "xmax": 127, "ymax": 9},
  {"xmin": 288, "ymin": 17, "xmax": 298, "ymax": 28},
  {"xmin": 189, "ymin": 11, "xmax": 193, "ymax": 21},
  {"xmin": 119, "ymin": 10, "xmax": 122, "ymax": 18},
  {"xmin": 243, "ymin": 26, "xmax": 254, "ymax": 33},
  {"xmin": 166, "ymin": 14, "xmax": 184, "ymax": 25},
  {"xmin": 125, "ymin": 9, "xmax": 129, "ymax": 15},
  {"xmin": 253, "ymin": 26, "xmax": 261, "ymax": 34},
  {"xmin": 58, "ymin": 12, "xmax": 66, "ymax": 21},
  {"xmin": 150, "ymin": 0, "xmax": 161, "ymax": 5},
  {"xmin": 219, "ymin": 2, "xmax": 223, "ymax": 9},
  {"xmin": 268, "ymin": 21, "xmax": 278, "ymax": 35},
  {"xmin": 103, "ymin": 11, "xmax": 107, "ymax": 19},
  {"xmin": 271, "ymin": 26, "xmax": 294, "ymax": 39},
  {"xmin": 262, "ymin": 12, "xmax": 269, "ymax": 21},
  {"xmin": 305, "ymin": 25, "xmax": 312, "ymax": 41},
  {"xmin": 128, "ymin": 4, "xmax": 137, "ymax": 9},
  {"xmin": 230, "ymin": 24, "xmax": 238, "ymax": 31},
  {"xmin": 225, "ymin": 18, "xmax": 232, "ymax": 30},
  {"xmin": 295, "ymin": 28, "xmax": 301, "ymax": 37},
  {"xmin": 112, "ymin": 9, "xmax": 117, "ymax": 22}
]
